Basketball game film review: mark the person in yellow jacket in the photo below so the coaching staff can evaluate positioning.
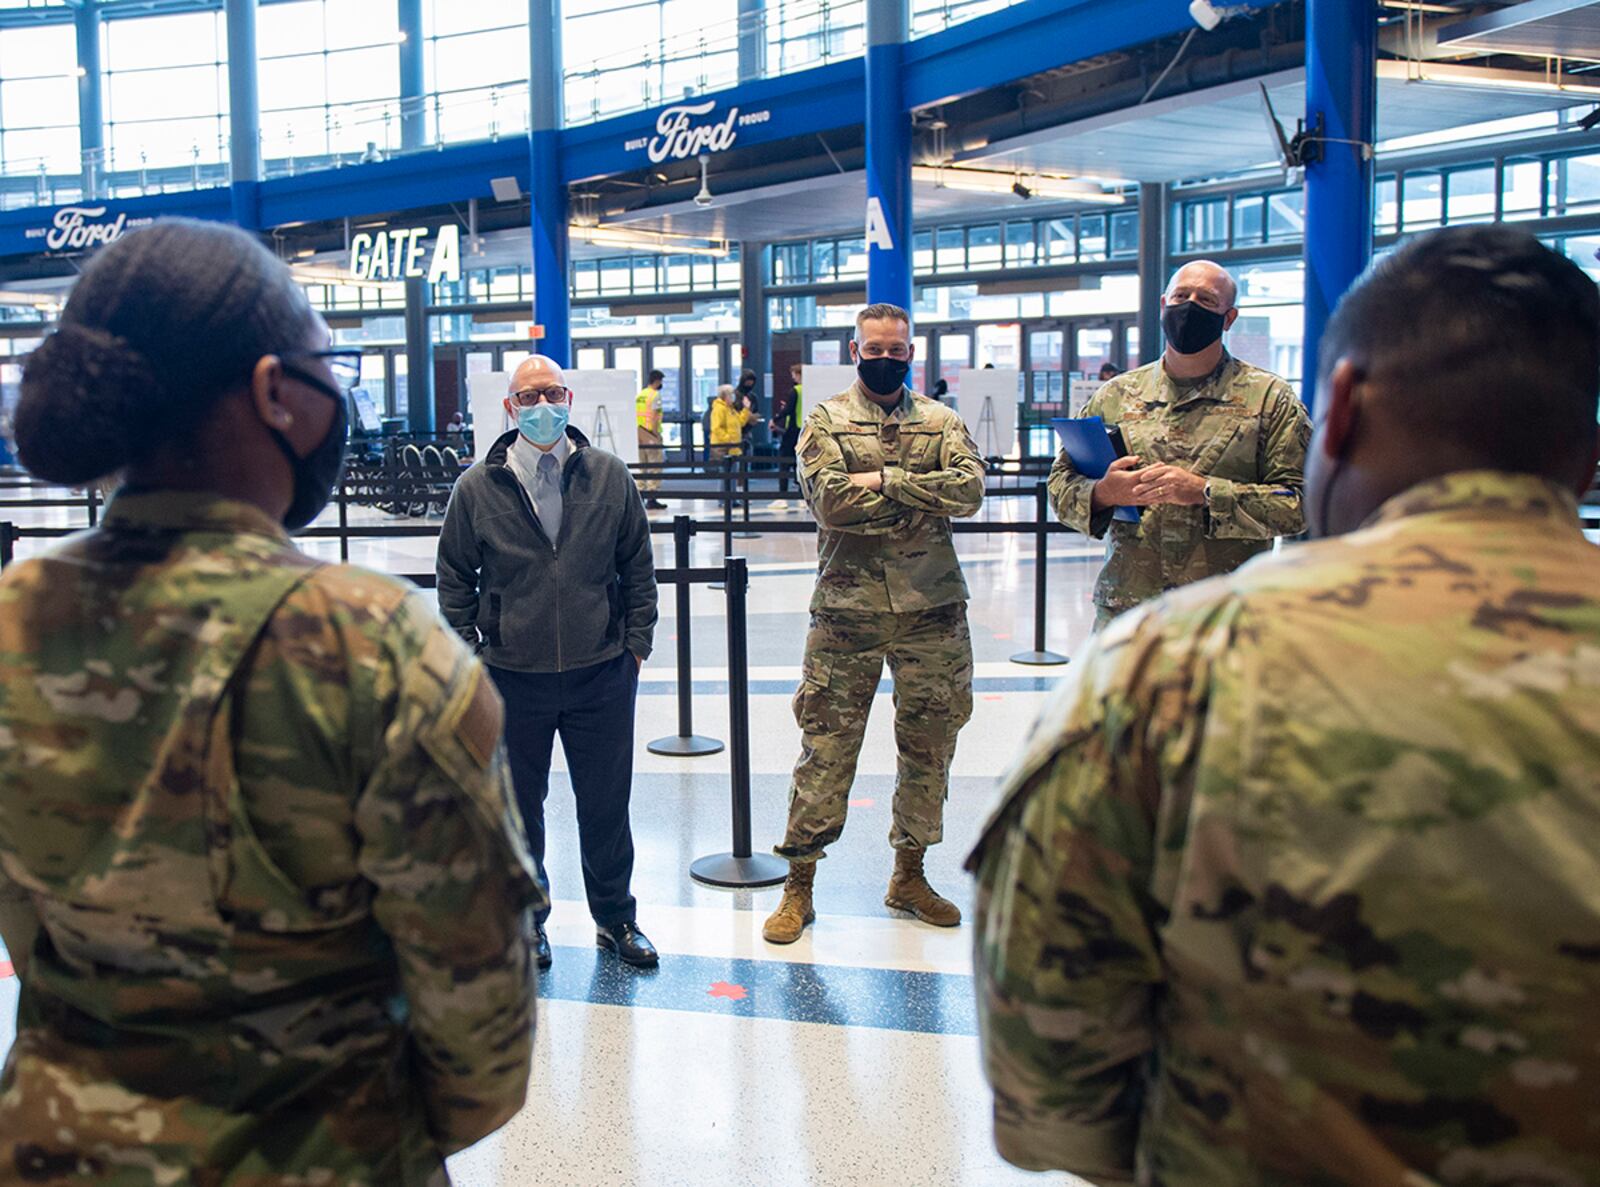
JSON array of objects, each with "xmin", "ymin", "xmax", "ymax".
[
  {"xmin": 636, "ymin": 369, "xmax": 667, "ymax": 510},
  {"xmin": 710, "ymin": 382, "xmax": 753, "ymax": 464}
]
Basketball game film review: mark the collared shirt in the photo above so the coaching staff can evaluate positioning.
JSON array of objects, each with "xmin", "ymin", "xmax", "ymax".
[
  {"xmin": 969, "ymin": 470, "xmax": 1600, "ymax": 1186},
  {"xmin": 1048, "ymin": 351, "xmax": 1311, "ymax": 613},
  {"xmin": 796, "ymin": 381, "xmax": 985, "ymax": 613},
  {"xmin": 506, "ymin": 430, "xmax": 571, "ymax": 544}
]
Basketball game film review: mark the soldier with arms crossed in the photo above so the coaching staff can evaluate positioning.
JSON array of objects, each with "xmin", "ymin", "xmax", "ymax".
[{"xmin": 764, "ymin": 303, "xmax": 985, "ymax": 944}]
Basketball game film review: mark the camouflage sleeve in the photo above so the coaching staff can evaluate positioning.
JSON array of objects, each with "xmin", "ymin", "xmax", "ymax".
[
  {"xmin": 1205, "ymin": 382, "xmax": 1311, "ymax": 541},
  {"xmin": 436, "ymin": 478, "xmax": 484, "ymax": 647},
  {"xmin": 0, "ymin": 863, "xmax": 38, "ymax": 980},
  {"xmin": 798, "ymin": 414, "xmax": 915, "ymax": 536},
  {"xmin": 968, "ymin": 617, "xmax": 1174, "ymax": 1180},
  {"xmin": 356, "ymin": 598, "xmax": 543, "ymax": 1154},
  {"xmin": 881, "ymin": 417, "xmax": 986, "ymax": 518},
  {"xmin": 1047, "ymin": 391, "xmax": 1114, "ymax": 539}
]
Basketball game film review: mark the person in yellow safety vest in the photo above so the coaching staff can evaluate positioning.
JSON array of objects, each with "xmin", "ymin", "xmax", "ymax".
[
  {"xmin": 771, "ymin": 361, "xmax": 804, "ymax": 507},
  {"xmin": 710, "ymin": 382, "xmax": 754, "ymax": 466},
  {"xmin": 636, "ymin": 370, "xmax": 667, "ymax": 510}
]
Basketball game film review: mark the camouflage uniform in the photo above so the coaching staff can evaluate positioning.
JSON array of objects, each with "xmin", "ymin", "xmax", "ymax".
[
  {"xmin": 1049, "ymin": 352, "xmax": 1310, "ymax": 628},
  {"xmin": 0, "ymin": 492, "xmax": 542, "ymax": 1186},
  {"xmin": 967, "ymin": 471, "xmax": 1600, "ymax": 1187},
  {"xmin": 776, "ymin": 383, "xmax": 984, "ymax": 861}
]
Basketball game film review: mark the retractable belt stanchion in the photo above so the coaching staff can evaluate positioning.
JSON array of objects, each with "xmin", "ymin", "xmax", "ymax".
[
  {"xmin": 85, "ymin": 487, "xmax": 98, "ymax": 528},
  {"xmin": 1010, "ymin": 480, "xmax": 1069, "ymax": 666},
  {"xmin": 0, "ymin": 521, "xmax": 15, "ymax": 570},
  {"xmin": 690, "ymin": 555, "xmax": 788, "ymax": 888},
  {"xmin": 337, "ymin": 483, "xmax": 351, "ymax": 563},
  {"xmin": 648, "ymin": 515, "xmax": 724, "ymax": 758},
  {"xmin": 735, "ymin": 453, "xmax": 758, "ymax": 540},
  {"xmin": 710, "ymin": 455, "xmax": 735, "ymax": 591}
]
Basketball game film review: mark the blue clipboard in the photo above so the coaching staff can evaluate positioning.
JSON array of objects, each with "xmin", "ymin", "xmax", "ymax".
[{"xmin": 1052, "ymin": 417, "xmax": 1140, "ymax": 523}]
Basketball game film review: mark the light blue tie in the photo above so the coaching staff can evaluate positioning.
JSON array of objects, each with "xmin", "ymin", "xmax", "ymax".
[{"xmin": 537, "ymin": 451, "xmax": 563, "ymax": 545}]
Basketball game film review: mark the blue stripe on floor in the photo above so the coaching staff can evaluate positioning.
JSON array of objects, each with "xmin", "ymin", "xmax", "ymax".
[
  {"xmin": 639, "ymin": 676, "xmax": 1063, "ymax": 696},
  {"xmin": 539, "ymin": 946, "xmax": 977, "ymax": 1037}
]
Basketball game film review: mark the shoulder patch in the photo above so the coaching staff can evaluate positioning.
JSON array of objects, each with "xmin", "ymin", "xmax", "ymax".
[{"xmin": 454, "ymin": 665, "xmax": 500, "ymax": 770}]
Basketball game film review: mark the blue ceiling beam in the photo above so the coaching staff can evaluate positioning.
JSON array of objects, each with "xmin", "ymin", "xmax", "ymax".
[{"xmin": 904, "ymin": 0, "xmax": 1285, "ymax": 111}]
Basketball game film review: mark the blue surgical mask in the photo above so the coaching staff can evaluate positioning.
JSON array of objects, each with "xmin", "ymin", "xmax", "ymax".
[{"xmin": 518, "ymin": 402, "xmax": 569, "ymax": 446}]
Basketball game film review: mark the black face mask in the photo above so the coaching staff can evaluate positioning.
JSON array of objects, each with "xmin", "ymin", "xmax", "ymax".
[
  {"xmin": 857, "ymin": 356, "xmax": 910, "ymax": 396},
  {"xmin": 1162, "ymin": 300, "xmax": 1228, "ymax": 356},
  {"xmin": 272, "ymin": 366, "xmax": 349, "ymax": 532}
]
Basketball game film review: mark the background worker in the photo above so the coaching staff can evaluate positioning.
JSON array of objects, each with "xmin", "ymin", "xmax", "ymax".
[{"xmin": 636, "ymin": 368, "xmax": 668, "ymax": 511}]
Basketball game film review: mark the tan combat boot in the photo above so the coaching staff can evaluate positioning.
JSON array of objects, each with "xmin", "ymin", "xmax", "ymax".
[
  {"xmin": 885, "ymin": 848, "xmax": 962, "ymax": 927},
  {"xmin": 762, "ymin": 860, "xmax": 816, "ymax": 944}
]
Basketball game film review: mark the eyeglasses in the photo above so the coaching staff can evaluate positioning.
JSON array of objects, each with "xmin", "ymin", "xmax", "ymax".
[
  {"xmin": 509, "ymin": 386, "xmax": 570, "ymax": 407},
  {"xmin": 857, "ymin": 344, "xmax": 912, "ymax": 360},
  {"xmin": 283, "ymin": 349, "xmax": 362, "ymax": 400}
]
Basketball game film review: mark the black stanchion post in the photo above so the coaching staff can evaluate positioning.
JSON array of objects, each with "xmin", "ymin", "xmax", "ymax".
[
  {"xmin": 1011, "ymin": 480, "xmax": 1069, "ymax": 666},
  {"xmin": 735, "ymin": 453, "xmax": 758, "ymax": 539},
  {"xmin": 0, "ymin": 521, "xmax": 14, "ymax": 570},
  {"xmin": 337, "ymin": 482, "xmax": 351, "ymax": 563},
  {"xmin": 691, "ymin": 555, "xmax": 787, "ymax": 888},
  {"xmin": 710, "ymin": 454, "xmax": 734, "ymax": 590},
  {"xmin": 648, "ymin": 515, "xmax": 724, "ymax": 757},
  {"xmin": 86, "ymin": 486, "xmax": 98, "ymax": 527}
]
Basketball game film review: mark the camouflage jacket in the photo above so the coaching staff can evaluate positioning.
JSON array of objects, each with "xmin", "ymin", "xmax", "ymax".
[
  {"xmin": 1048, "ymin": 353, "xmax": 1310, "ymax": 613},
  {"xmin": 0, "ymin": 492, "xmax": 542, "ymax": 1186},
  {"xmin": 798, "ymin": 383, "xmax": 985, "ymax": 613},
  {"xmin": 967, "ymin": 471, "xmax": 1600, "ymax": 1187}
]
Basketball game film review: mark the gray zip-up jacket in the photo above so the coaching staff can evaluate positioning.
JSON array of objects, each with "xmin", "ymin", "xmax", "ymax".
[{"xmin": 437, "ymin": 426, "xmax": 657, "ymax": 673}]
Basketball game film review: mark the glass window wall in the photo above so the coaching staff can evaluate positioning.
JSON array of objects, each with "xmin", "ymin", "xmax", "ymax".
[{"xmin": 0, "ymin": 23, "xmax": 80, "ymax": 181}]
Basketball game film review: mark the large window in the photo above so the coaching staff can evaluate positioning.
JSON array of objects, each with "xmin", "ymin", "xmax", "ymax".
[
  {"xmin": 564, "ymin": 0, "xmax": 740, "ymax": 125},
  {"xmin": 103, "ymin": 11, "xmax": 229, "ymax": 173},
  {"xmin": 0, "ymin": 23, "xmax": 79, "ymax": 179},
  {"xmin": 910, "ymin": 0, "xmax": 1026, "ymax": 37},
  {"xmin": 426, "ymin": 0, "xmax": 527, "ymax": 146},
  {"xmin": 258, "ymin": 0, "xmax": 402, "ymax": 168}
]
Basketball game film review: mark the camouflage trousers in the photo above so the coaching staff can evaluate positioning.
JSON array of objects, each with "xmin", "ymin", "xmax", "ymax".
[
  {"xmin": 638, "ymin": 435, "xmax": 663, "ymax": 493},
  {"xmin": 775, "ymin": 603, "xmax": 974, "ymax": 862}
]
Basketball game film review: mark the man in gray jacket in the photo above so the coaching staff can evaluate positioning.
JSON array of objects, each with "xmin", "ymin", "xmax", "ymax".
[{"xmin": 438, "ymin": 354, "xmax": 659, "ymax": 969}]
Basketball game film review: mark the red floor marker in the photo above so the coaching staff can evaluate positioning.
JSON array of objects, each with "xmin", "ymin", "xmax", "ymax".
[
  {"xmin": 994, "ymin": 633, "xmax": 1012, "ymax": 640},
  {"xmin": 708, "ymin": 981, "xmax": 747, "ymax": 1001},
  {"xmin": 848, "ymin": 797, "xmax": 875, "ymax": 808},
  {"xmin": 0, "ymin": 961, "xmax": 13, "ymax": 980},
  {"xmin": 983, "ymin": 694, "xmax": 1004, "ymax": 702}
]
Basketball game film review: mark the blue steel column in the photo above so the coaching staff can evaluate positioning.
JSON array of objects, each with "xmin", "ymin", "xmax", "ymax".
[
  {"xmin": 530, "ymin": 0, "xmax": 570, "ymax": 364},
  {"xmin": 1301, "ymin": 0, "xmax": 1376, "ymax": 411},
  {"xmin": 224, "ymin": 0, "xmax": 261, "ymax": 228},
  {"xmin": 398, "ymin": 0, "xmax": 426, "ymax": 151},
  {"xmin": 865, "ymin": 0, "xmax": 911, "ymax": 311},
  {"xmin": 74, "ymin": 1, "xmax": 103, "ymax": 200}
]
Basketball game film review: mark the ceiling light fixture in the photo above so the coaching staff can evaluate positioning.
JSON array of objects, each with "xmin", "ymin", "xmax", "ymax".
[
  {"xmin": 288, "ymin": 264, "xmax": 399, "ymax": 290},
  {"xmin": 1379, "ymin": 58, "xmax": 1600, "ymax": 97},
  {"xmin": 913, "ymin": 165, "xmax": 1124, "ymax": 204},
  {"xmin": 569, "ymin": 224, "xmax": 731, "ymax": 257}
]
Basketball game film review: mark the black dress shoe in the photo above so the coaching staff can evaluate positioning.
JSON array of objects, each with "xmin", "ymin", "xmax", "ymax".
[
  {"xmin": 645, "ymin": 499, "xmax": 668, "ymax": 511},
  {"xmin": 534, "ymin": 925, "xmax": 552, "ymax": 971},
  {"xmin": 597, "ymin": 921, "xmax": 658, "ymax": 967}
]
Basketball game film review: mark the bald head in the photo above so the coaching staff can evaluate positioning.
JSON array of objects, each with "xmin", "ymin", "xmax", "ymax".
[
  {"xmin": 510, "ymin": 354, "xmax": 566, "ymax": 393},
  {"xmin": 1166, "ymin": 261, "xmax": 1238, "ymax": 312}
]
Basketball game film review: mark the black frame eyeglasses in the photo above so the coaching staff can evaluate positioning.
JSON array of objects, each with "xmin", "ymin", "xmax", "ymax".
[
  {"xmin": 282, "ymin": 349, "xmax": 363, "ymax": 403},
  {"xmin": 508, "ymin": 386, "xmax": 570, "ymax": 408}
]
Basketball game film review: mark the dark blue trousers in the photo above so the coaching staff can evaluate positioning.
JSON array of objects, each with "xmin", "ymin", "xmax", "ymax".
[{"xmin": 489, "ymin": 651, "xmax": 639, "ymax": 928}]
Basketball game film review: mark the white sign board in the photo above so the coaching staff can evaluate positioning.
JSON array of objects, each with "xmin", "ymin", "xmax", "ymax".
[
  {"xmin": 956, "ymin": 368, "xmax": 1020, "ymax": 457},
  {"xmin": 565, "ymin": 369, "xmax": 640, "ymax": 465},
  {"xmin": 1069, "ymin": 378, "xmax": 1102, "ymax": 419},
  {"xmin": 801, "ymin": 365, "xmax": 860, "ymax": 412},
  {"xmin": 468, "ymin": 371, "xmax": 511, "ymax": 459}
]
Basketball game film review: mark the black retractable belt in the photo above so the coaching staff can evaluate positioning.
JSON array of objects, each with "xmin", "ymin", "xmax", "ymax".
[{"xmin": 1010, "ymin": 480, "xmax": 1069, "ymax": 667}]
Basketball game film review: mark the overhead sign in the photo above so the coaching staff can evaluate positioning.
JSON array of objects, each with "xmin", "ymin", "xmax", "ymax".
[
  {"xmin": 26, "ymin": 205, "xmax": 155, "ymax": 254},
  {"xmin": 349, "ymin": 223, "xmax": 461, "ymax": 284},
  {"xmin": 624, "ymin": 99, "xmax": 770, "ymax": 163}
]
